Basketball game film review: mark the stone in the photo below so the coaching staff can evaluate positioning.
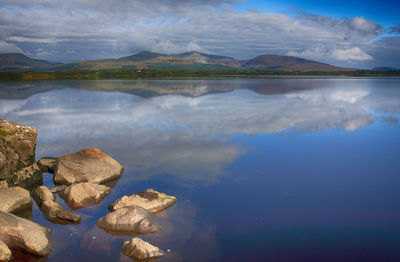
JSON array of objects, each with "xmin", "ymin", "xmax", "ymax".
[
  {"xmin": 49, "ymin": 184, "xmax": 67, "ymax": 194},
  {"xmin": 61, "ymin": 182, "xmax": 111, "ymax": 210},
  {"xmin": 0, "ymin": 120, "xmax": 42, "ymax": 189},
  {"xmin": 0, "ymin": 240, "xmax": 11, "ymax": 261},
  {"xmin": 96, "ymin": 206, "xmax": 159, "ymax": 236},
  {"xmin": 6, "ymin": 163, "xmax": 42, "ymax": 190},
  {"xmin": 32, "ymin": 186, "xmax": 81, "ymax": 224},
  {"xmin": 108, "ymin": 188, "xmax": 177, "ymax": 214},
  {"xmin": 0, "ymin": 211, "xmax": 54, "ymax": 256},
  {"xmin": 37, "ymin": 157, "xmax": 57, "ymax": 173},
  {"xmin": 121, "ymin": 238, "xmax": 164, "ymax": 261},
  {"xmin": 54, "ymin": 148, "xmax": 124, "ymax": 185},
  {"xmin": 0, "ymin": 187, "xmax": 32, "ymax": 215}
]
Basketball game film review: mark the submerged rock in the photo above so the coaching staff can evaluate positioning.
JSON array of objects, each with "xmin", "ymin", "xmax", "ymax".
[
  {"xmin": 108, "ymin": 189, "xmax": 176, "ymax": 214},
  {"xmin": 0, "ymin": 240, "xmax": 11, "ymax": 261},
  {"xmin": 0, "ymin": 187, "xmax": 32, "ymax": 215},
  {"xmin": 61, "ymin": 182, "xmax": 111, "ymax": 210},
  {"xmin": 37, "ymin": 157, "xmax": 57, "ymax": 174},
  {"xmin": 0, "ymin": 211, "xmax": 54, "ymax": 257},
  {"xmin": 96, "ymin": 206, "xmax": 159, "ymax": 236},
  {"xmin": 53, "ymin": 148, "xmax": 124, "ymax": 185},
  {"xmin": 32, "ymin": 186, "xmax": 81, "ymax": 224},
  {"xmin": 0, "ymin": 120, "xmax": 42, "ymax": 189},
  {"xmin": 121, "ymin": 238, "xmax": 164, "ymax": 261}
]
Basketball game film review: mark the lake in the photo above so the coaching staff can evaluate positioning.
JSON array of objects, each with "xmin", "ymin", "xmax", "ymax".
[{"xmin": 1, "ymin": 78, "xmax": 400, "ymax": 261}]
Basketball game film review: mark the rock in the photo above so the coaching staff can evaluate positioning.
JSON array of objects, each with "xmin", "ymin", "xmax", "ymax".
[
  {"xmin": 61, "ymin": 182, "xmax": 111, "ymax": 210},
  {"xmin": 49, "ymin": 184, "xmax": 67, "ymax": 194},
  {"xmin": 0, "ymin": 211, "xmax": 54, "ymax": 256},
  {"xmin": 96, "ymin": 206, "xmax": 159, "ymax": 236},
  {"xmin": 0, "ymin": 240, "xmax": 11, "ymax": 261},
  {"xmin": 54, "ymin": 148, "xmax": 124, "ymax": 185},
  {"xmin": 32, "ymin": 186, "xmax": 81, "ymax": 224},
  {"xmin": 0, "ymin": 120, "xmax": 42, "ymax": 189},
  {"xmin": 0, "ymin": 187, "xmax": 32, "ymax": 215},
  {"xmin": 108, "ymin": 189, "xmax": 177, "ymax": 214},
  {"xmin": 121, "ymin": 238, "xmax": 164, "ymax": 261},
  {"xmin": 37, "ymin": 157, "xmax": 57, "ymax": 173},
  {"xmin": 6, "ymin": 163, "xmax": 42, "ymax": 190}
]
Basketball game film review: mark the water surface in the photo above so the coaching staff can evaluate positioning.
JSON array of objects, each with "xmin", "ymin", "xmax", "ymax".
[{"xmin": 1, "ymin": 78, "xmax": 400, "ymax": 261}]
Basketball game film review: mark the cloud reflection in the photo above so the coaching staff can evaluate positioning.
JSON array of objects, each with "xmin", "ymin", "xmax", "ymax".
[{"xmin": 0, "ymin": 82, "xmax": 399, "ymax": 184}]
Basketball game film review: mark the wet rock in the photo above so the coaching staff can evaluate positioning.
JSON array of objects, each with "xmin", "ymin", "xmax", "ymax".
[
  {"xmin": 61, "ymin": 182, "xmax": 111, "ymax": 210},
  {"xmin": 0, "ymin": 187, "xmax": 32, "ymax": 215},
  {"xmin": 96, "ymin": 206, "xmax": 159, "ymax": 236},
  {"xmin": 54, "ymin": 148, "xmax": 124, "ymax": 185},
  {"xmin": 0, "ymin": 120, "xmax": 42, "ymax": 189},
  {"xmin": 0, "ymin": 211, "xmax": 54, "ymax": 256},
  {"xmin": 108, "ymin": 189, "xmax": 177, "ymax": 214},
  {"xmin": 0, "ymin": 240, "xmax": 11, "ymax": 261},
  {"xmin": 49, "ymin": 184, "xmax": 67, "ymax": 194},
  {"xmin": 37, "ymin": 157, "xmax": 57, "ymax": 174},
  {"xmin": 32, "ymin": 186, "xmax": 81, "ymax": 224},
  {"xmin": 121, "ymin": 238, "xmax": 164, "ymax": 261}
]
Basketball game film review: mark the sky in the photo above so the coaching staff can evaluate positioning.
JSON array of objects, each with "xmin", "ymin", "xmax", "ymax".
[{"xmin": 0, "ymin": 0, "xmax": 399, "ymax": 69}]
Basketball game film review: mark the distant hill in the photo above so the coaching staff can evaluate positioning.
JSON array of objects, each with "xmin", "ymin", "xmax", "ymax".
[
  {"xmin": 241, "ymin": 54, "xmax": 350, "ymax": 72},
  {"xmin": 373, "ymin": 67, "xmax": 399, "ymax": 71},
  {"xmin": 0, "ymin": 51, "xmax": 355, "ymax": 72},
  {"xmin": 0, "ymin": 53, "xmax": 60, "ymax": 71}
]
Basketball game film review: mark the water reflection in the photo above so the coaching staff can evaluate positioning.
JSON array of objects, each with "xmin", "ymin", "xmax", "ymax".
[{"xmin": 0, "ymin": 79, "xmax": 399, "ymax": 185}]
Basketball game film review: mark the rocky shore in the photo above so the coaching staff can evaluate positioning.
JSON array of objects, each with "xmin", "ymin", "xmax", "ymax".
[{"xmin": 0, "ymin": 119, "xmax": 176, "ymax": 261}]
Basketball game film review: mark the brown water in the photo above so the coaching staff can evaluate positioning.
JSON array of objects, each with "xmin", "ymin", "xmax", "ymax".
[{"xmin": 1, "ymin": 77, "xmax": 400, "ymax": 261}]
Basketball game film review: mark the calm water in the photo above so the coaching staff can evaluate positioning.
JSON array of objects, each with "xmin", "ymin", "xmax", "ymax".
[{"xmin": 1, "ymin": 78, "xmax": 400, "ymax": 261}]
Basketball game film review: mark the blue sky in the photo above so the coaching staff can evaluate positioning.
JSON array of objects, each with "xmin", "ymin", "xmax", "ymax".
[{"xmin": 0, "ymin": 0, "xmax": 399, "ymax": 68}]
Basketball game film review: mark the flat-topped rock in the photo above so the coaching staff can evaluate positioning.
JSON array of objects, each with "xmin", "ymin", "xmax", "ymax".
[
  {"xmin": 0, "ymin": 240, "xmax": 11, "ymax": 261},
  {"xmin": 37, "ymin": 157, "xmax": 57, "ymax": 173},
  {"xmin": 96, "ymin": 206, "xmax": 159, "ymax": 236},
  {"xmin": 108, "ymin": 189, "xmax": 176, "ymax": 214},
  {"xmin": 61, "ymin": 182, "xmax": 111, "ymax": 210},
  {"xmin": 0, "ymin": 187, "xmax": 32, "ymax": 215},
  {"xmin": 0, "ymin": 211, "xmax": 54, "ymax": 257},
  {"xmin": 32, "ymin": 186, "xmax": 81, "ymax": 224},
  {"xmin": 121, "ymin": 238, "xmax": 164, "ymax": 260},
  {"xmin": 54, "ymin": 148, "xmax": 124, "ymax": 185}
]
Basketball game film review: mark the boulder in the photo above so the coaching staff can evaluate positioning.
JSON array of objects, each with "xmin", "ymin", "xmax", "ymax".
[
  {"xmin": 108, "ymin": 189, "xmax": 176, "ymax": 214},
  {"xmin": 53, "ymin": 148, "xmax": 124, "ymax": 185},
  {"xmin": 37, "ymin": 157, "xmax": 57, "ymax": 173},
  {"xmin": 0, "ymin": 187, "xmax": 32, "ymax": 215},
  {"xmin": 32, "ymin": 186, "xmax": 81, "ymax": 224},
  {"xmin": 0, "ymin": 240, "xmax": 11, "ymax": 261},
  {"xmin": 96, "ymin": 206, "xmax": 159, "ymax": 236},
  {"xmin": 0, "ymin": 120, "xmax": 42, "ymax": 189},
  {"xmin": 0, "ymin": 211, "xmax": 54, "ymax": 256},
  {"xmin": 49, "ymin": 184, "xmax": 67, "ymax": 194},
  {"xmin": 61, "ymin": 182, "xmax": 111, "ymax": 210},
  {"xmin": 121, "ymin": 238, "xmax": 164, "ymax": 260}
]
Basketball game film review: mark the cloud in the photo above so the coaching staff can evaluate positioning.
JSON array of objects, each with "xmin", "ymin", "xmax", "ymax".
[
  {"xmin": 0, "ymin": 1, "xmax": 397, "ymax": 68},
  {"xmin": 389, "ymin": 24, "xmax": 400, "ymax": 34},
  {"xmin": 0, "ymin": 40, "xmax": 23, "ymax": 53}
]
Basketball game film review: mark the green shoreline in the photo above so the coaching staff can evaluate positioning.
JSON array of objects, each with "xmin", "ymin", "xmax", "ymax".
[{"xmin": 1, "ymin": 69, "xmax": 400, "ymax": 82}]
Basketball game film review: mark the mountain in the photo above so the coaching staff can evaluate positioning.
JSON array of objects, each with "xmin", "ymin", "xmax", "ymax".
[
  {"xmin": 0, "ymin": 53, "xmax": 61, "ymax": 71},
  {"xmin": 0, "ymin": 52, "xmax": 355, "ymax": 72},
  {"xmin": 373, "ymin": 67, "xmax": 399, "ymax": 71},
  {"xmin": 241, "ymin": 54, "xmax": 349, "ymax": 71}
]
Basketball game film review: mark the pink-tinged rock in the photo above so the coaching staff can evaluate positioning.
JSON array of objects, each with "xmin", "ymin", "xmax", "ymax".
[
  {"xmin": 121, "ymin": 238, "xmax": 164, "ymax": 260},
  {"xmin": 61, "ymin": 182, "xmax": 111, "ymax": 210},
  {"xmin": 54, "ymin": 148, "xmax": 123, "ymax": 185}
]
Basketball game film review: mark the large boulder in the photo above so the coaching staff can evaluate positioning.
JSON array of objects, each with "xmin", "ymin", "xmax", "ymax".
[
  {"xmin": 53, "ymin": 148, "xmax": 123, "ymax": 185},
  {"xmin": 121, "ymin": 238, "xmax": 164, "ymax": 260},
  {"xmin": 108, "ymin": 188, "xmax": 176, "ymax": 214},
  {"xmin": 96, "ymin": 206, "xmax": 159, "ymax": 236},
  {"xmin": 0, "ymin": 240, "xmax": 11, "ymax": 261},
  {"xmin": 0, "ymin": 211, "xmax": 54, "ymax": 257},
  {"xmin": 32, "ymin": 186, "xmax": 81, "ymax": 224},
  {"xmin": 61, "ymin": 182, "xmax": 111, "ymax": 210},
  {"xmin": 0, "ymin": 187, "xmax": 32, "ymax": 215},
  {"xmin": 0, "ymin": 120, "xmax": 42, "ymax": 189}
]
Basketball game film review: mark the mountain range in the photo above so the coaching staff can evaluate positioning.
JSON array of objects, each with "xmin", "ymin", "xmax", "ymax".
[{"xmin": 0, "ymin": 51, "xmax": 356, "ymax": 72}]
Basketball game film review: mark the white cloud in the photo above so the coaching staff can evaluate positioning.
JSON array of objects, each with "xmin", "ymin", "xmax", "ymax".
[
  {"xmin": 331, "ymin": 47, "xmax": 373, "ymax": 61},
  {"xmin": 0, "ymin": 40, "xmax": 23, "ymax": 53}
]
